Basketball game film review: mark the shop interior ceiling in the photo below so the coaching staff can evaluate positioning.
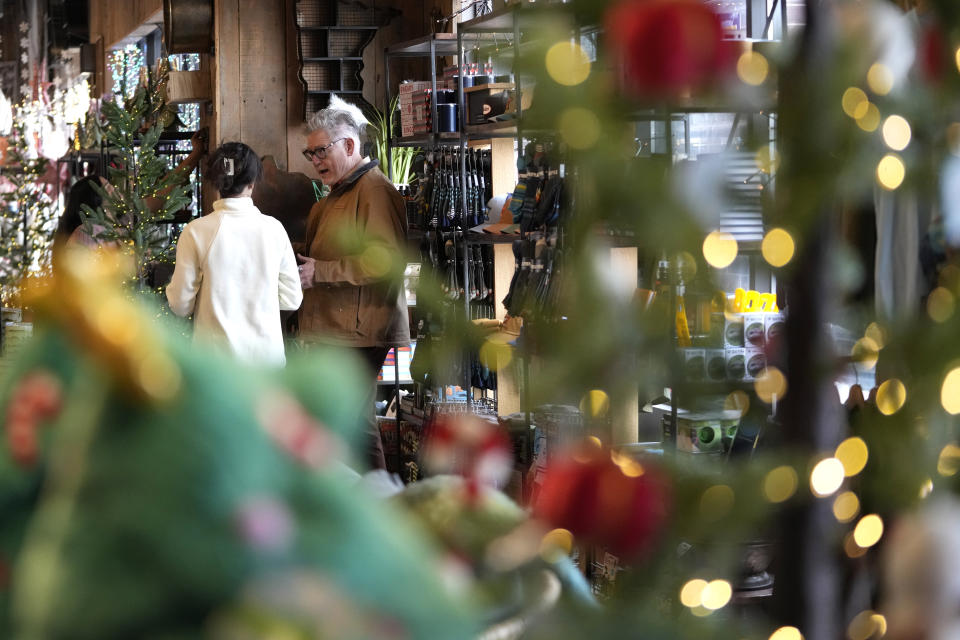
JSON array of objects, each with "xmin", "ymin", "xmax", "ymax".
[{"xmin": 47, "ymin": 0, "xmax": 90, "ymax": 51}]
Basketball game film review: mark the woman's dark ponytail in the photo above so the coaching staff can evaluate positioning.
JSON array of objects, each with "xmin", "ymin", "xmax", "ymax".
[{"xmin": 205, "ymin": 142, "xmax": 263, "ymax": 197}]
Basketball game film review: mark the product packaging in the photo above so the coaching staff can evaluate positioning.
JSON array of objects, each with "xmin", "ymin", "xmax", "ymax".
[
  {"xmin": 683, "ymin": 348, "xmax": 705, "ymax": 381},
  {"xmin": 724, "ymin": 314, "xmax": 745, "ymax": 348},
  {"xmin": 743, "ymin": 312, "xmax": 766, "ymax": 348},
  {"xmin": 745, "ymin": 346, "xmax": 766, "ymax": 381},
  {"xmin": 726, "ymin": 347, "xmax": 746, "ymax": 381},
  {"xmin": 706, "ymin": 348, "xmax": 727, "ymax": 381},
  {"xmin": 676, "ymin": 414, "xmax": 723, "ymax": 453}
]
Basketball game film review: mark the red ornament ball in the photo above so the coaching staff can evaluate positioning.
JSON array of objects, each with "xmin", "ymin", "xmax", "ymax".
[
  {"xmin": 534, "ymin": 452, "xmax": 670, "ymax": 559},
  {"xmin": 604, "ymin": 0, "xmax": 735, "ymax": 99}
]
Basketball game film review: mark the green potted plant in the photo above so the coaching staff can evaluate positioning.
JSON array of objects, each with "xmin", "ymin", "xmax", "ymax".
[{"xmin": 367, "ymin": 95, "xmax": 420, "ymax": 188}]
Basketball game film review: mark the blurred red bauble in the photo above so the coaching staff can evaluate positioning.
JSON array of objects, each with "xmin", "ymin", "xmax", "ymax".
[
  {"xmin": 605, "ymin": 0, "xmax": 735, "ymax": 99},
  {"xmin": 918, "ymin": 23, "xmax": 947, "ymax": 84},
  {"xmin": 534, "ymin": 452, "xmax": 670, "ymax": 559}
]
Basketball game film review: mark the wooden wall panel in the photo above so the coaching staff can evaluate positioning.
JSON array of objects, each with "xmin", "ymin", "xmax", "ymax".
[
  {"xmin": 89, "ymin": 0, "xmax": 163, "ymax": 97},
  {"xmin": 285, "ymin": 0, "xmax": 313, "ymax": 175},
  {"xmin": 89, "ymin": 0, "xmax": 163, "ymax": 50},
  {"xmin": 237, "ymin": 0, "xmax": 287, "ymax": 161},
  {"xmin": 213, "ymin": 0, "xmax": 241, "ymax": 145}
]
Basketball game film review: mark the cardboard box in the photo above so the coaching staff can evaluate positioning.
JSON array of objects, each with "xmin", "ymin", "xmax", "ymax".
[{"xmin": 399, "ymin": 81, "xmax": 432, "ymax": 94}]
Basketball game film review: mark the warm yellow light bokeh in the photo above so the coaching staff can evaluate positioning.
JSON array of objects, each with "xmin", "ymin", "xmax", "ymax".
[
  {"xmin": 579, "ymin": 389, "xmax": 610, "ymax": 418},
  {"xmin": 763, "ymin": 465, "xmax": 799, "ymax": 503},
  {"xmin": 479, "ymin": 337, "xmax": 513, "ymax": 371},
  {"xmin": 755, "ymin": 146, "xmax": 780, "ymax": 174},
  {"xmin": 842, "ymin": 87, "xmax": 868, "ymax": 118},
  {"xmin": 703, "ymin": 231, "xmax": 739, "ymax": 269},
  {"xmin": 762, "ymin": 228, "xmax": 795, "ymax": 267},
  {"xmin": 867, "ymin": 63, "xmax": 894, "ymax": 95},
  {"xmin": 545, "ymin": 41, "xmax": 591, "ymax": 86},
  {"xmin": 540, "ymin": 528, "xmax": 574, "ymax": 557},
  {"xmin": 877, "ymin": 154, "xmax": 906, "ymax": 190},
  {"xmin": 701, "ymin": 580, "xmax": 732, "ymax": 610},
  {"xmin": 941, "ymin": 368, "xmax": 960, "ymax": 414},
  {"xmin": 558, "ymin": 107, "xmax": 601, "ymax": 150},
  {"xmin": 810, "ymin": 457, "xmax": 845, "ymax": 498},
  {"xmin": 737, "ymin": 51, "xmax": 769, "ymax": 85},
  {"xmin": 857, "ymin": 103, "xmax": 881, "ymax": 131},
  {"xmin": 700, "ymin": 485, "xmax": 735, "ymax": 522},
  {"xmin": 851, "ymin": 337, "xmax": 879, "ymax": 369},
  {"xmin": 876, "ymin": 378, "xmax": 906, "ymax": 416},
  {"xmin": 920, "ymin": 477, "xmax": 934, "ymax": 498},
  {"xmin": 755, "ymin": 367, "xmax": 788, "ymax": 404},
  {"xmin": 724, "ymin": 390, "xmax": 750, "ymax": 416},
  {"xmin": 680, "ymin": 579, "xmax": 708, "ymax": 608},
  {"xmin": 927, "ymin": 286, "xmax": 955, "ymax": 323},
  {"xmin": 835, "ymin": 437, "xmax": 869, "ymax": 477},
  {"xmin": 881, "ymin": 115, "xmax": 912, "ymax": 151},
  {"xmin": 865, "ymin": 322, "xmax": 886, "ymax": 349},
  {"xmin": 853, "ymin": 514, "xmax": 884, "ymax": 548},
  {"xmin": 845, "ymin": 532, "xmax": 867, "ymax": 558},
  {"xmin": 769, "ymin": 626, "xmax": 804, "ymax": 640},
  {"xmin": 937, "ymin": 443, "xmax": 960, "ymax": 476},
  {"xmin": 847, "ymin": 610, "xmax": 883, "ymax": 640},
  {"xmin": 871, "ymin": 614, "xmax": 887, "ymax": 637},
  {"xmin": 833, "ymin": 491, "xmax": 860, "ymax": 523}
]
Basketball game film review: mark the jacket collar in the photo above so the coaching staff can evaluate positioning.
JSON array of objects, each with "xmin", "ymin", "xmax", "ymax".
[
  {"xmin": 329, "ymin": 159, "xmax": 378, "ymax": 197},
  {"xmin": 213, "ymin": 196, "xmax": 255, "ymax": 213}
]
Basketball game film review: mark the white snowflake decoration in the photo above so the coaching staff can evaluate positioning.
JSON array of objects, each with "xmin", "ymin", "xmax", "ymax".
[
  {"xmin": 18, "ymin": 22, "xmax": 28, "ymax": 33},
  {"xmin": 20, "ymin": 68, "xmax": 29, "ymax": 80}
]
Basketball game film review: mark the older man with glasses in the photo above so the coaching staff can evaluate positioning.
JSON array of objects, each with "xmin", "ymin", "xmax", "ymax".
[{"xmin": 295, "ymin": 96, "xmax": 410, "ymax": 471}]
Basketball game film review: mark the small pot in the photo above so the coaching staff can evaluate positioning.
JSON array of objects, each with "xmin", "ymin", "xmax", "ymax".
[
  {"xmin": 436, "ymin": 103, "xmax": 458, "ymax": 133},
  {"xmin": 435, "ymin": 89, "xmax": 456, "ymax": 104}
]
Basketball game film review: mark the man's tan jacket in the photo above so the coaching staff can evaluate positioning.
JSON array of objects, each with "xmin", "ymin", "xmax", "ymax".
[{"xmin": 297, "ymin": 161, "xmax": 411, "ymax": 348}]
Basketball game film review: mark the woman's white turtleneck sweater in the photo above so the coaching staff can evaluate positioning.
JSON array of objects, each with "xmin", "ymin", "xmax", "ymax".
[{"xmin": 166, "ymin": 197, "xmax": 302, "ymax": 365}]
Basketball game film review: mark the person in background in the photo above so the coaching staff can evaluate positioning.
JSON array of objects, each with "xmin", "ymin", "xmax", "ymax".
[
  {"xmin": 296, "ymin": 95, "xmax": 410, "ymax": 470},
  {"xmin": 54, "ymin": 131, "xmax": 206, "ymax": 252},
  {"xmin": 52, "ymin": 175, "xmax": 105, "ymax": 254},
  {"xmin": 166, "ymin": 142, "xmax": 302, "ymax": 366}
]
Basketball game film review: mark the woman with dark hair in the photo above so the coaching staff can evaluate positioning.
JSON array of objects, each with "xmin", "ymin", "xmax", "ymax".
[
  {"xmin": 166, "ymin": 142, "xmax": 303, "ymax": 366},
  {"xmin": 51, "ymin": 175, "xmax": 113, "ymax": 256}
]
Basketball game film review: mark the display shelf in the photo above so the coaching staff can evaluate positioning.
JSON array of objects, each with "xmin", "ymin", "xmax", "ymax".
[
  {"xmin": 392, "ymin": 132, "xmax": 460, "ymax": 147},
  {"xmin": 465, "ymin": 120, "xmax": 518, "ymax": 138},
  {"xmin": 385, "ymin": 33, "xmax": 459, "ymax": 57},
  {"xmin": 305, "ymin": 89, "xmax": 363, "ymax": 96},
  {"xmin": 459, "ymin": 0, "xmax": 570, "ymax": 33},
  {"xmin": 302, "ymin": 56, "xmax": 363, "ymax": 62},
  {"xmin": 297, "ymin": 25, "xmax": 379, "ymax": 31},
  {"xmin": 464, "ymin": 82, "xmax": 515, "ymax": 94}
]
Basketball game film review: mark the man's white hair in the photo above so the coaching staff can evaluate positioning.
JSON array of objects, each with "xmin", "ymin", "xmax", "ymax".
[{"xmin": 307, "ymin": 95, "xmax": 368, "ymax": 143}]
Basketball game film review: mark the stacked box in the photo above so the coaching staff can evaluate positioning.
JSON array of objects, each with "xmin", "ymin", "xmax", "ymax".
[{"xmin": 398, "ymin": 82, "xmax": 433, "ymax": 137}]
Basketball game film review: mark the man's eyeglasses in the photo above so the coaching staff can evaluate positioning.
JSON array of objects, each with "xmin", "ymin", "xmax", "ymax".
[{"xmin": 302, "ymin": 138, "xmax": 345, "ymax": 161}]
